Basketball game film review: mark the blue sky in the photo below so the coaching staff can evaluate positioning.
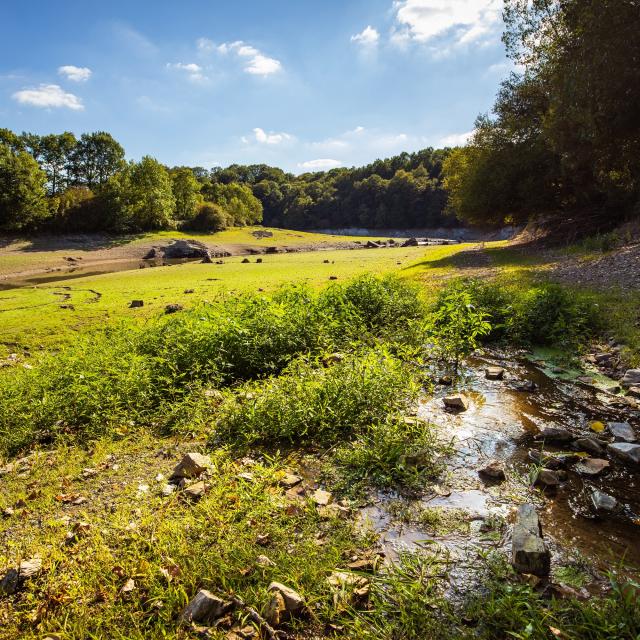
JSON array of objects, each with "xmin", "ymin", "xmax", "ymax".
[{"xmin": 1, "ymin": 0, "xmax": 511, "ymax": 173}]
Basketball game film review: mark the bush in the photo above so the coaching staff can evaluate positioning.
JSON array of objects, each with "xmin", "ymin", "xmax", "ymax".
[
  {"xmin": 212, "ymin": 349, "xmax": 419, "ymax": 447},
  {"xmin": 182, "ymin": 202, "xmax": 230, "ymax": 232}
]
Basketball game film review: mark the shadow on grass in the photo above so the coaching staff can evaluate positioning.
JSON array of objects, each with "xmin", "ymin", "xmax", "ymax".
[{"xmin": 0, "ymin": 233, "xmax": 148, "ymax": 252}]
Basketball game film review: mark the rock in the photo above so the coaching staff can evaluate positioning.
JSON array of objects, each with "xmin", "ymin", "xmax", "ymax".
[
  {"xmin": 163, "ymin": 239, "xmax": 210, "ymax": 260},
  {"xmin": 279, "ymin": 473, "xmax": 302, "ymax": 488},
  {"xmin": 181, "ymin": 590, "xmax": 232, "ymax": 624},
  {"xmin": 511, "ymin": 504, "xmax": 550, "ymax": 576},
  {"xmin": 485, "ymin": 366, "xmax": 505, "ymax": 380},
  {"xmin": 607, "ymin": 442, "xmax": 640, "ymax": 465},
  {"xmin": 0, "ymin": 557, "xmax": 42, "ymax": 595},
  {"xmin": 129, "ymin": 300, "xmax": 144, "ymax": 308},
  {"xmin": 402, "ymin": 237, "xmax": 419, "ymax": 247},
  {"xmin": 201, "ymin": 253, "xmax": 214, "ymax": 264},
  {"xmin": 628, "ymin": 386, "xmax": 640, "ymax": 399},
  {"xmin": 621, "ymin": 369, "xmax": 640, "ymax": 388},
  {"xmin": 323, "ymin": 259, "xmax": 330, "ymax": 264},
  {"xmin": 241, "ymin": 258, "xmax": 250, "ymax": 264},
  {"xmin": 161, "ymin": 484, "xmax": 176, "ymax": 497},
  {"xmin": 515, "ymin": 380, "xmax": 538, "ymax": 392},
  {"xmin": 264, "ymin": 590, "xmax": 287, "ymax": 626},
  {"xmin": 573, "ymin": 437, "xmax": 606, "ymax": 457},
  {"xmin": 438, "ymin": 375, "xmax": 453, "ymax": 386},
  {"xmin": 256, "ymin": 554, "xmax": 276, "ymax": 567},
  {"xmin": 312, "ymin": 489, "xmax": 333, "ymax": 506},
  {"xmin": 365, "ymin": 241, "xmax": 382, "ymax": 248},
  {"xmin": 329, "ymin": 275, "xmax": 338, "ymax": 280},
  {"xmin": 143, "ymin": 248, "xmax": 157, "ymax": 259},
  {"xmin": 608, "ymin": 422, "xmax": 637, "ymax": 443},
  {"xmin": 184, "ymin": 289, "xmax": 194, "ymax": 294},
  {"xmin": 267, "ymin": 582, "xmax": 305, "ymax": 617},
  {"xmin": 534, "ymin": 468, "xmax": 562, "ymax": 488},
  {"xmin": 165, "ymin": 304, "xmax": 183, "ymax": 314},
  {"xmin": 170, "ymin": 453, "xmax": 212, "ymax": 480},
  {"xmin": 443, "ymin": 394, "xmax": 469, "ymax": 411},
  {"xmin": 574, "ymin": 458, "xmax": 610, "ymax": 476},
  {"xmin": 535, "ymin": 427, "xmax": 574, "ymax": 443},
  {"xmin": 265, "ymin": 246, "xmax": 279, "ymax": 254},
  {"xmin": 590, "ymin": 489, "xmax": 618, "ymax": 513},
  {"xmin": 595, "ymin": 352, "xmax": 613, "ymax": 364},
  {"xmin": 256, "ymin": 258, "xmax": 263, "ymax": 263},
  {"xmin": 183, "ymin": 481, "xmax": 207, "ymax": 500},
  {"xmin": 479, "ymin": 460, "xmax": 506, "ymax": 481}
]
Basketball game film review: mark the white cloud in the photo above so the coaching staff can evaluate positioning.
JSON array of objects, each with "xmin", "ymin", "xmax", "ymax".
[
  {"xmin": 438, "ymin": 130, "xmax": 475, "ymax": 146},
  {"xmin": 166, "ymin": 62, "xmax": 206, "ymax": 83},
  {"xmin": 246, "ymin": 127, "xmax": 294, "ymax": 145},
  {"xmin": 351, "ymin": 26, "xmax": 380, "ymax": 46},
  {"xmin": 392, "ymin": 0, "xmax": 502, "ymax": 48},
  {"xmin": 58, "ymin": 65, "xmax": 92, "ymax": 82},
  {"xmin": 202, "ymin": 39, "xmax": 282, "ymax": 76},
  {"xmin": 310, "ymin": 126, "xmax": 412, "ymax": 155},
  {"xmin": 299, "ymin": 159, "xmax": 343, "ymax": 171},
  {"xmin": 12, "ymin": 84, "xmax": 84, "ymax": 110}
]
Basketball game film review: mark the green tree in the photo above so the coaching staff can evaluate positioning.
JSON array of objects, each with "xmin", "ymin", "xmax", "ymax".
[
  {"xmin": 127, "ymin": 157, "xmax": 176, "ymax": 230},
  {"xmin": 40, "ymin": 132, "xmax": 77, "ymax": 195},
  {"xmin": 70, "ymin": 132, "xmax": 125, "ymax": 188},
  {"xmin": 0, "ymin": 143, "xmax": 49, "ymax": 231},
  {"xmin": 171, "ymin": 168, "xmax": 202, "ymax": 219}
]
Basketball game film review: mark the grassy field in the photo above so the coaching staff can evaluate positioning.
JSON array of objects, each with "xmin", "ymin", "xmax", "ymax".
[{"xmin": 0, "ymin": 242, "xmax": 475, "ymax": 351}]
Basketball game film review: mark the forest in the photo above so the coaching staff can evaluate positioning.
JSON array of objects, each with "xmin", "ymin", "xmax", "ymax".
[{"xmin": 0, "ymin": 127, "xmax": 453, "ymax": 234}]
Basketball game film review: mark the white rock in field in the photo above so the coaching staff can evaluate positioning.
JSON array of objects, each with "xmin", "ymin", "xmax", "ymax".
[{"xmin": 170, "ymin": 453, "xmax": 212, "ymax": 480}]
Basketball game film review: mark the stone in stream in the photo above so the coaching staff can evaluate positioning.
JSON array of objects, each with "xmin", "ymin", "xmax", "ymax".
[
  {"xmin": 533, "ymin": 468, "xmax": 562, "ymax": 488},
  {"xmin": 573, "ymin": 437, "xmax": 606, "ymax": 457},
  {"xmin": 511, "ymin": 504, "xmax": 550, "ymax": 576},
  {"xmin": 574, "ymin": 458, "xmax": 610, "ymax": 476},
  {"xmin": 590, "ymin": 489, "xmax": 618, "ymax": 513},
  {"xmin": 607, "ymin": 422, "xmax": 637, "ymax": 443},
  {"xmin": 535, "ymin": 427, "xmax": 574, "ymax": 444},
  {"xmin": 621, "ymin": 369, "xmax": 640, "ymax": 388},
  {"xmin": 478, "ymin": 460, "xmax": 506, "ymax": 481},
  {"xmin": 443, "ymin": 394, "xmax": 469, "ymax": 411},
  {"xmin": 170, "ymin": 453, "xmax": 212, "ymax": 480},
  {"xmin": 607, "ymin": 442, "xmax": 640, "ymax": 465},
  {"xmin": 485, "ymin": 366, "xmax": 505, "ymax": 380},
  {"xmin": 181, "ymin": 589, "xmax": 232, "ymax": 625}
]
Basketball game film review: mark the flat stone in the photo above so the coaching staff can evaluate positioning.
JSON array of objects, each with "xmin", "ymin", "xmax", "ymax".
[
  {"xmin": 607, "ymin": 442, "xmax": 640, "ymax": 465},
  {"xmin": 573, "ymin": 437, "xmax": 606, "ymax": 457},
  {"xmin": 443, "ymin": 394, "xmax": 469, "ymax": 411},
  {"xmin": 312, "ymin": 489, "xmax": 333, "ymax": 506},
  {"xmin": 535, "ymin": 427, "xmax": 574, "ymax": 443},
  {"xmin": 486, "ymin": 367, "xmax": 505, "ymax": 380},
  {"xmin": 608, "ymin": 422, "xmax": 637, "ymax": 443},
  {"xmin": 170, "ymin": 453, "xmax": 212, "ymax": 480},
  {"xmin": 590, "ymin": 489, "xmax": 618, "ymax": 513},
  {"xmin": 181, "ymin": 589, "xmax": 231, "ymax": 624},
  {"xmin": 621, "ymin": 369, "xmax": 640, "ymax": 388},
  {"xmin": 479, "ymin": 460, "xmax": 506, "ymax": 481},
  {"xmin": 183, "ymin": 481, "xmax": 207, "ymax": 500},
  {"xmin": 534, "ymin": 468, "xmax": 562, "ymax": 488},
  {"xmin": 279, "ymin": 473, "xmax": 302, "ymax": 488},
  {"xmin": 511, "ymin": 504, "xmax": 550, "ymax": 576},
  {"xmin": 574, "ymin": 458, "xmax": 610, "ymax": 476}
]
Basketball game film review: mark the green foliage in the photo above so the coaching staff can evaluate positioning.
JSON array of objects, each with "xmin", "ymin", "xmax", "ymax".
[
  {"xmin": 205, "ymin": 181, "xmax": 263, "ymax": 226},
  {"xmin": 181, "ymin": 202, "xmax": 230, "ymax": 231},
  {"xmin": 212, "ymin": 349, "xmax": 418, "ymax": 447},
  {"xmin": 0, "ymin": 143, "xmax": 49, "ymax": 231},
  {"xmin": 171, "ymin": 167, "xmax": 202, "ymax": 219},
  {"xmin": 428, "ymin": 285, "xmax": 491, "ymax": 376},
  {"xmin": 510, "ymin": 283, "xmax": 601, "ymax": 347}
]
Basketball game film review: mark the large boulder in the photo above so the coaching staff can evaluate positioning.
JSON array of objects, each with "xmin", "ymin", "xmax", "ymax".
[
  {"xmin": 162, "ymin": 240, "xmax": 210, "ymax": 260},
  {"xmin": 511, "ymin": 504, "xmax": 550, "ymax": 576}
]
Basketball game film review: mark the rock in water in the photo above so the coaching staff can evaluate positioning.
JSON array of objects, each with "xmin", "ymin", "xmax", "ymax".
[
  {"xmin": 621, "ymin": 369, "xmax": 640, "ymax": 388},
  {"xmin": 535, "ymin": 427, "xmax": 574, "ymax": 443},
  {"xmin": 479, "ymin": 460, "xmax": 506, "ymax": 481},
  {"xmin": 443, "ymin": 394, "xmax": 469, "ymax": 411},
  {"xmin": 485, "ymin": 366, "xmax": 505, "ymax": 380},
  {"xmin": 574, "ymin": 458, "xmax": 610, "ymax": 476},
  {"xmin": 607, "ymin": 422, "xmax": 637, "ymax": 443},
  {"xmin": 607, "ymin": 442, "xmax": 640, "ymax": 465},
  {"xmin": 181, "ymin": 590, "xmax": 231, "ymax": 624},
  {"xmin": 511, "ymin": 504, "xmax": 550, "ymax": 576},
  {"xmin": 590, "ymin": 489, "xmax": 618, "ymax": 513},
  {"xmin": 170, "ymin": 453, "xmax": 212, "ymax": 480}
]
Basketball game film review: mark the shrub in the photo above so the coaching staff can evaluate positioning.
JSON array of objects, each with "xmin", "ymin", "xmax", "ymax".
[
  {"xmin": 182, "ymin": 202, "xmax": 230, "ymax": 232},
  {"xmin": 212, "ymin": 349, "xmax": 419, "ymax": 447}
]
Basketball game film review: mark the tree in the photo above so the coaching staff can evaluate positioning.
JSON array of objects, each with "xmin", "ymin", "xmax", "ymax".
[
  {"xmin": 70, "ymin": 132, "xmax": 125, "ymax": 188},
  {"xmin": 0, "ymin": 143, "xmax": 49, "ymax": 231},
  {"xmin": 127, "ymin": 157, "xmax": 176, "ymax": 230},
  {"xmin": 40, "ymin": 132, "xmax": 77, "ymax": 195},
  {"xmin": 206, "ymin": 182, "xmax": 262, "ymax": 226},
  {"xmin": 171, "ymin": 168, "xmax": 202, "ymax": 219}
]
